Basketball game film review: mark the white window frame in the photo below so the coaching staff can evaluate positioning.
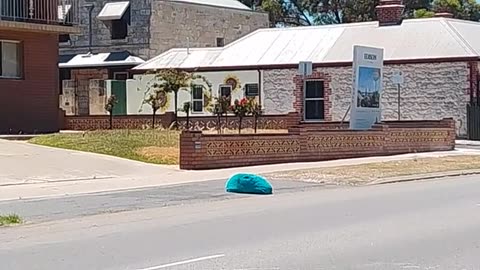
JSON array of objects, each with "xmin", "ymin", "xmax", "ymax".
[
  {"xmin": 0, "ymin": 40, "xmax": 21, "ymax": 79},
  {"xmin": 113, "ymin": 71, "xmax": 128, "ymax": 80},
  {"xmin": 303, "ymin": 79, "xmax": 325, "ymax": 122},
  {"xmin": 192, "ymin": 84, "xmax": 204, "ymax": 113}
]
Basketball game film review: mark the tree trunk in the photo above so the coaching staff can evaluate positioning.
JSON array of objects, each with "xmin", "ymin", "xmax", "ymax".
[
  {"xmin": 217, "ymin": 114, "xmax": 221, "ymax": 134},
  {"xmin": 238, "ymin": 116, "xmax": 242, "ymax": 134},
  {"xmin": 109, "ymin": 112, "xmax": 113, "ymax": 130},
  {"xmin": 173, "ymin": 91, "xmax": 178, "ymax": 129},
  {"xmin": 152, "ymin": 110, "xmax": 156, "ymax": 129},
  {"xmin": 186, "ymin": 111, "xmax": 190, "ymax": 130},
  {"xmin": 254, "ymin": 115, "xmax": 258, "ymax": 133}
]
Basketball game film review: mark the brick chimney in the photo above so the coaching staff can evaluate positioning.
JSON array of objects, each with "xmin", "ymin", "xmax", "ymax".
[{"xmin": 376, "ymin": 0, "xmax": 405, "ymax": 26}]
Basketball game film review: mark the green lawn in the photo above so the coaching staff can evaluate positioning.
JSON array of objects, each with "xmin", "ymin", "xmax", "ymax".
[
  {"xmin": 0, "ymin": 214, "xmax": 22, "ymax": 226},
  {"xmin": 30, "ymin": 130, "xmax": 180, "ymax": 165}
]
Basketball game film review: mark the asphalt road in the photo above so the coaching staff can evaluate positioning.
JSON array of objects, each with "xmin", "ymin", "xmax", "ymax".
[
  {"xmin": 0, "ymin": 179, "xmax": 322, "ymax": 223},
  {"xmin": 1, "ymin": 175, "xmax": 480, "ymax": 270}
]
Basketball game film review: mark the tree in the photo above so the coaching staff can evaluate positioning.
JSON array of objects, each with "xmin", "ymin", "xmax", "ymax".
[
  {"xmin": 241, "ymin": 0, "xmax": 315, "ymax": 26},
  {"xmin": 248, "ymin": 98, "xmax": 262, "ymax": 133},
  {"xmin": 213, "ymin": 96, "xmax": 231, "ymax": 134},
  {"xmin": 105, "ymin": 95, "xmax": 117, "ymax": 130},
  {"xmin": 146, "ymin": 69, "xmax": 211, "ymax": 129},
  {"xmin": 231, "ymin": 98, "xmax": 251, "ymax": 134},
  {"xmin": 181, "ymin": 101, "xmax": 192, "ymax": 130},
  {"xmin": 414, "ymin": 8, "xmax": 435, "ymax": 17},
  {"xmin": 433, "ymin": 0, "xmax": 480, "ymax": 21},
  {"xmin": 143, "ymin": 90, "xmax": 165, "ymax": 129}
]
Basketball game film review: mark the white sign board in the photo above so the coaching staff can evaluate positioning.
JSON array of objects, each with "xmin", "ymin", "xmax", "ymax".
[
  {"xmin": 298, "ymin": 61, "xmax": 313, "ymax": 76},
  {"xmin": 350, "ymin": 45, "xmax": 385, "ymax": 130},
  {"xmin": 392, "ymin": 70, "xmax": 404, "ymax": 84}
]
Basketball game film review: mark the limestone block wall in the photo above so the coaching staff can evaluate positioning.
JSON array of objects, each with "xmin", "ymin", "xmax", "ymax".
[
  {"xmin": 60, "ymin": 0, "xmax": 152, "ymax": 58},
  {"xmin": 262, "ymin": 61, "xmax": 470, "ymax": 136},
  {"xmin": 148, "ymin": 0, "xmax": 269, "ymax": 57},
  {"xmin": 60, "ymin": 0, "xmax": 269, "ymax": 60}
]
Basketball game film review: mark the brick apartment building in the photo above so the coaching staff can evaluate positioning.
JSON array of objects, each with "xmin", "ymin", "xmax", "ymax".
[{"xmin": 0, "ymin": 0, "xmax": 80, "ymax": 133}]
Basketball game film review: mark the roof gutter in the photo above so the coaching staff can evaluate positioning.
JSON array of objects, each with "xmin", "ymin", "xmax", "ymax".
[{"xmin": 129, "ymin": 56, "xmax": 480, "ymax": 74}]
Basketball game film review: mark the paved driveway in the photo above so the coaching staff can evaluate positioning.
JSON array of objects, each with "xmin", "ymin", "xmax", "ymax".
[{"xmin": 0, "ymin": 139, "xmax": 177, "ymax": 187}]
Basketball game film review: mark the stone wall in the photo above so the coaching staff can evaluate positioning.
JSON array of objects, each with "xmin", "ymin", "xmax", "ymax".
[
  {"xmin": 60, "ymin": 0, "xmax": 152, "ymax": 58},
  {"xmin": 60, "ymin": 68, "xmax": 109, "ymax": 116},
  {"xmin": 148, "ymin": 1, "xmax": 269, "ymax": 58},
  {"xmin": 60, "ymin": 0, "xmax": 269, "ymax": 60},
  {"xmin": 262, "ymin": 61, "xmax": 470, "ymax": 135},
  {"xmin": 180, "ymin": 118, "xmax": 456, "ymax": 170}
]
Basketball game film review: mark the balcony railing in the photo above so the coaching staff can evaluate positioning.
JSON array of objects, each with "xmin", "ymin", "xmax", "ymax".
[{"xmin": 0, "ymin": 0, "xmax": 78, "ymax": 26}]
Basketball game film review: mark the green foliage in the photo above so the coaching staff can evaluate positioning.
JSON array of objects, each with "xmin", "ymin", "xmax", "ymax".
[
  {"xmin": 242, "ymin": 0, "xmax": 480, "ymax": 26},
  {"xmin": 105, "ymin": 95, "xmax": 117, "ymax": 114},
  {"xmin": 414, "ymin": 8, "xmax": 435, "ymax": 17},
  {"xmin": 0, "ymin": 214, "xmax": 22, "ymax": 226}
]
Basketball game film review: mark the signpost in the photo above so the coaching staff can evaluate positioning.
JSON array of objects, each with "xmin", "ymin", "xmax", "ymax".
[
  {"xmin": 392, "ymin": 70, "xmax": 404, "ymax": 121},
  {"xmin": 350, "ymin": 45, "xmax": 385, "ymax": 130}
]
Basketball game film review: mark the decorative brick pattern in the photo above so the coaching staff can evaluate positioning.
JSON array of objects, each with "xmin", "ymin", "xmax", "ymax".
[
  {"xmin": 63, "ymin": 113, "xmax": 297, "ymax": 130},
  {"xmin": 180, "ymin": 118, "xmax": 456, "ymax": 170},
  {"xmin": 306, "ymin": 134, "xmax": 384, "ymax": 152},
  {"xmin": 206, "ymin": 139, "xmax": 300, "ymax": 156}
]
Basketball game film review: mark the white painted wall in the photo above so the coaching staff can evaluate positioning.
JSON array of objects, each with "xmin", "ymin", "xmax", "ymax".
[{"xmin": 127, "ymin": 70, "xmax": 259, "ymax": 116}]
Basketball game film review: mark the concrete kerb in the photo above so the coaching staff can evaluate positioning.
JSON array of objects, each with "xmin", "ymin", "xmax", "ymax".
[{"xmin": 368, "ymin": 169, "xmax": 480, "ymax": 186}]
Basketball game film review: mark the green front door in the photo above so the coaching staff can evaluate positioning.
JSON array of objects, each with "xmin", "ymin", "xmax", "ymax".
[{"xmin": 111, "ymin": 80, "xmax": 127, "ymax": 115}]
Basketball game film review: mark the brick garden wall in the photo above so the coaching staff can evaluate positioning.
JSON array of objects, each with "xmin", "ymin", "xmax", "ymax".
[
  {"xmin": 179, "ymin": 118, "xmax": 456, "ymax": 170},
  {"xmin": 63, "ymin": 112, "xmax": 298, "ymax": 130}
]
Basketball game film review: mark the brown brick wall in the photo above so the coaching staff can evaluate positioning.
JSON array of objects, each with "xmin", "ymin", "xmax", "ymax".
[
  {"xmin": 180, "ymin": 118, "xmax": 456, "ymax": 170},
  {"xmin": 293, "ymin": 71, "xmax": 333, "ymax": 122},
  {"xmin": 375, "ymin": 1, "xmax": 405, "ymax": 25},
  {"xmin": 63, "ymin": 113, "xmax": 298, "ymax": 131},
  {"xmin": 0, "ymin": 30, "xmax": 59, "ymax": 133}
]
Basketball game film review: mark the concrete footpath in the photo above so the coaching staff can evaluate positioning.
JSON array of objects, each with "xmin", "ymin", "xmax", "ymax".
[{"xmin": 1, "ymin": 139, "xmax": 480, "ymax": 201}]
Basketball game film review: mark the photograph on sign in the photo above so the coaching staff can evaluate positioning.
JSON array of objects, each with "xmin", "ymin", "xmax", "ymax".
[{"xmin": 357, "ymin": 67, "xmax": 381, "ymax": 108}]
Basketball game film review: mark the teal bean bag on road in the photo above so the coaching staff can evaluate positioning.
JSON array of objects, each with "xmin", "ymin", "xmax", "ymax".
[{"xmin": 225, "ymin": 173, "xmax": 273, "ymax": 195}]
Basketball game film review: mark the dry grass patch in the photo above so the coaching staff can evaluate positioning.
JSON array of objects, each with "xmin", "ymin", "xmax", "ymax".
[
  {"xmin": 136, "ymin": 146, "xmax": 179, "ymax": 165},
  {"xmin": 265, "ymin": 155, "xmax": 480, "ymax": 186}
]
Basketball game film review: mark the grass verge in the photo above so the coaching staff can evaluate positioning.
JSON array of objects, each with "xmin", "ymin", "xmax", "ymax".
[
  {"xmin": 264, "ymin": 155, "xmax": 480, "ymax": 186},
  {"xmin": 0, "ymin": 214, "xmax": 22, "ymax": 226},
  {"xmin": 29, "ymin": 130, "xmax": 180, "ymax": 165}
]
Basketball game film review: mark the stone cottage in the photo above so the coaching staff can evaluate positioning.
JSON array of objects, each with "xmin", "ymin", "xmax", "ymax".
[
  {"xmin": 58, "ymin": 0, "xmax": 268, "ymax": 115},
  {"xmin": 130, "ymin": 0, "xmax": 480, "ymax": 136}
]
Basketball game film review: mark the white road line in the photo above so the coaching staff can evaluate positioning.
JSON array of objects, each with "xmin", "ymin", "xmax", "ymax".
[{"xmin": 136, "ymin": 254, "xmax": 226, "ymax": 270}]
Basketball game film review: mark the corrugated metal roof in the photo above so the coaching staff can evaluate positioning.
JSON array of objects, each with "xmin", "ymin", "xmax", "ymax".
[
  {"xmin": 134, "ymin": 17, "xmax": 480, "ymax": 70},
  {"xmin": 59, "ymin": 51, "xmax": 145, "ymax": 68},
  {"xmin": 169, "ymin": 0, "xmax": 251, "ymax": 10}
]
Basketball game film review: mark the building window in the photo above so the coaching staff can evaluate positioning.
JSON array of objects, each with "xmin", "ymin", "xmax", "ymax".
[
  {"xmin": 111, "ymin": 19, "xmax": 128, "ymax": 40},
  {"xmin": 0, "ymin": 40, "xmax": 21, "ymax": 79},
  {"xmin": 245, "ymin": 83, "xmax": 259, "ymax": 97},
  {"xmin": 192, "ymin": 85, "xmax": 204, "ymax": 113},
  {"xmin": 59, "ymin": 34, "xmax": 71, "ymax": 43},
  {"xmin": 113, "ymin": 71, "xmax": 128, "ymax": 80},
  {"xmin": 304, "ymin": 80, "xmax": 324, "ymax": 121},
  {"xmin": 216, "ymin": 37, "xmax": 225, "ymax": 47},
  {"xmin": 59, "ymin": 69, "xmax": 71, "ymax": 94},
  {"xmin": 219, "ymin": 84, "xmax": 232, "ymax": 98},
  {"xmin": 97, "ymin": 1, "xmax": 131, "ymax": 40}
]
